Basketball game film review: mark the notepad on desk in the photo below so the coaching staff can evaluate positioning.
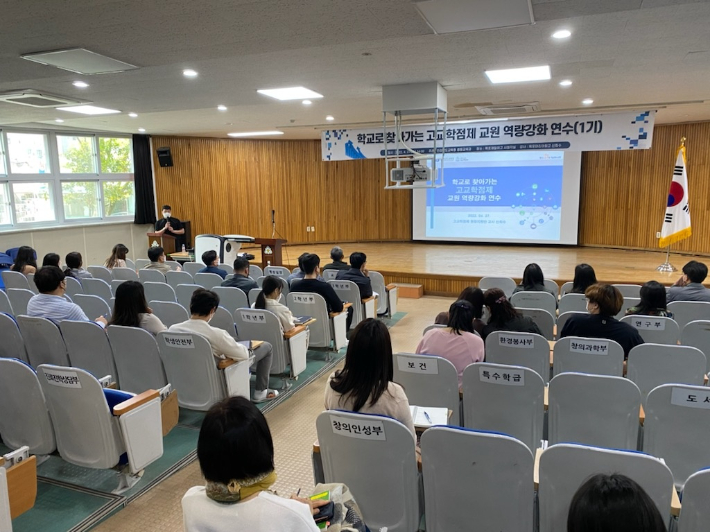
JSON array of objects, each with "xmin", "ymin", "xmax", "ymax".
[
  {"xmin": 293, "ymin": 316, "xmax": 313, "ymax": 325},
  {"xmin": 409, "ymin": 406, "xmax": 448, "ymax": 428},
  {"xmin": 237, "ymin": 340, "xmax": 264, "ymax": 350}
]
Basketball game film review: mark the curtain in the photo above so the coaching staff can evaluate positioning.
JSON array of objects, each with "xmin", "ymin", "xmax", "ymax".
[{"xmin": 132, "ymin": 134, "xmax": 157, "ymax": 225}]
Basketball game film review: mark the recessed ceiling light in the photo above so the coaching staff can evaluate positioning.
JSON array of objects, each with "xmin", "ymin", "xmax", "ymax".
[
  {"xmin": 559, "ymin": 79, "xmax": 573, "ymax": 87},
  {"xmin": 552, "ymin": 29, "xmax": 572, "ymax": 39},
  {"xmin": 302, "ymin": 100, "xmax": 312, "ymax": 106},
  {"xmin": 72, "ymin": 81, "xmax": 89, "ymax": 88},
  {"xmin": 217, "ymin": 105, "xmax": 227, "ymax": 111},
  {"xmin": 485, "ymin": 65, "xmax": 551, "ymax": 84},
  {"xmin": 58, "ymin": 105, "xmax": 121, "ymax": 115},
  {"xmin": 128, "ymin": 112, "xmax": 138, "ymax": 118},
  {"xmin": 582, "ymin": 98, "xmax": 594, "ymax": 105},
  {"xmin": 55, "ymin": 118, "xmax": 64, "ymax": 123},
  {"xmin": 257, "ymin": 87, "xmax": 324, "ymax": 101},
  {"xmin": 325, "ymin": 115, "xmax": 335, "ymax": 121},
  {"xmin": 183, "ymin": 69, "xmax": 198, "ymax": 78},
  {"xmin": 138, "ymin": 128, "xmax": 146, "ymax": 132},
  {"xmin": 228, "ymin": 131, "xmax": 284, "ymax": 137}
]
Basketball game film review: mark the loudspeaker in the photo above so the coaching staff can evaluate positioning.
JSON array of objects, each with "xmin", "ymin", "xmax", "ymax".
[{"xmin": 157, "ymin": 147, "xmax": 173, "ymax": 167}]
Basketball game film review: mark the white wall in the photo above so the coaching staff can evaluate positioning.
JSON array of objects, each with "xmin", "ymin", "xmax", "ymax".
[{"xmin": 0, "ymin": 222, "xmax": 154, "ymax": 267}]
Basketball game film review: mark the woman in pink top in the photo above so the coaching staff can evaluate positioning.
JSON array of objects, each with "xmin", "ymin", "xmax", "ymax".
[{"xmin": 415, "ymin": 300, "xmax": 485, "ymax": 388}]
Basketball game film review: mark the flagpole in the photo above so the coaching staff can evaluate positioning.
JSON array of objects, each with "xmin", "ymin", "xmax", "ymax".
[{"xmin": 656, "ymin": 136, "xmax": 686, "ymax": 272}]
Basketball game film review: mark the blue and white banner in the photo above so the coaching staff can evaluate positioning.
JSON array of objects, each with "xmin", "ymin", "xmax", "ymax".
[{"xmin": 322, "ymin": 110, "xmax": 655, "ymax": 161}]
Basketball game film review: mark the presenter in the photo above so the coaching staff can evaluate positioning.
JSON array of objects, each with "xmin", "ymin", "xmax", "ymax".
[{"xmin": 155, "ymin": 204, "xmax": 186, "ymax": 250}]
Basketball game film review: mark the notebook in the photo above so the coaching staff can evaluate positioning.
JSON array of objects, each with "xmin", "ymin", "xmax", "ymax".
[
  {"xmin": 293, "ymin": 315, "xmax": 313, "ymax": 325},
  {"xmin": 409, "ymin": 406, "xmax": 448, "ymax": 427}
]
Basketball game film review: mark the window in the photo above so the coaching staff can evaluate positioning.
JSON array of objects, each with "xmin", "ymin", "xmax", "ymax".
[
  {"xmin": 103, "ymin": 180, "xmax": 135, "ymax": 217},
  {"xmin": 12, "ymin": 182, "xmax": 55, "ymax": 223},
  {"xmin": 0, "ymin": 136, "xmax": 6, "ymax": 176},
  {"xmin": 7, "ymin": 132, "xmax": 50, "ymax": 174},
  {"xmin": 61, "ymin": 181, "xmax": 100, "ymax": 219},
  {"xmin": 0, "ymin": 183, "xmax": 11, "ymax": 225},
  {"xmin": 99, "ymin": 137, "xmax": 133, "ymax": 173},
  {"xmin": 57, "ymin": 135, "xmax": 97, "ymax": 174}
]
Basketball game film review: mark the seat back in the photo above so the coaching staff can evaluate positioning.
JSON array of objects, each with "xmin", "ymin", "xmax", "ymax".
[
  {"xmin": 612, "ymin": 284, "xmax": 642, "ymax": 298},
  {"xmin": 559, "ymin": 281, "xmax": 574, "ymax": 296},
  {"xmin": 484, "ymin": 331, "xmax": 551, "ymax": 384},
  {"xmin": 369, "ymin": 271, "xmax": 388, "ymax": 314},
  {"xmin": 27, "ymin": 272, "xmax": 38, "ymax": 292},
  {"xmin": 511, "ymin": 291, "xmax": 557, "ymax": 316},
  {"xmin": 248, "ymin": 287, "xmax": 262, "ymax": 307},
  {"xmin": 37, "ymin": 364, "xmax": 123, "ymax": 470},
  {"xmin": 478, "ymin": 276, "xmax": 517, "ymax": 297},
  {"xmin": 548, "ymin": 372, "xmax": 641, "ymax": 449},
  {"xmin": 124, "ymin": 258, "xmax": 135, "ymax": 270},
  {"xmin": 316, "ymin": 411, "xmax": 419, "ymax": 532},
  {"xmin": 0, "ymin": 358, "xmax": 56, "ymax": 455},
  {"xmin": 138, "ymin": 269, "xmax": 166, "ymax": 283},
  {"xmin": 328, "ymin": 279, "xmax": 364, "ymax": 329},
  {"xmin": 0, "ymin": 467, "xmax": 9, "ymax": 532},
  {"xmin": 193, "ymin": 272, "xmax": 224, "ymax": 289},
  {"xmin": 211, "ymin": 306, "xmax": 237, "ymax": 338},
  {"xmin": 212, "ymin": 286, "xmax": 249, "ymax": 313},
  {"xmin": 166, "ymin": 270, "xmax": 193, "ymax": 289},
  {"xmin": 462, "ymin": 363, "xmax": 545, "ymax": 452},
  {"xmin": 668, "ymin": 301, "xmax": 710, "ymax": 331},
  {"xmin": 1, "ymin": 270, "xmax": 30, "ymax": 290},
  {"xmin": 82, "ymin": 278, "xmax": 113, "ymax": 303},
  {"xmin": 616, "ymin": 296, "xmax": 641, "ymax": 319},
  {"xmin": 182, "ymin": 262, "xmax": 203, "ymax": 276},
  {"xmin": 538, "ymin": 443, "xmax": 674, "ymax": 532},
  {"xmin": 106, "ymin": 325, "xmax": 167, "ymax": 393},
  {"xmin": 678, "ymin": 469, "xmax": 710, "ymax": 532},
  {"xmin": 234, "ymin": 308, "xmax": 289, "ymax": 374},
  {"xmin": 64, "ymin": 276, "xmax": 84, "ymax": 297},
  {"xmin": 135, "ymin": 259, "xmax": 150, "ymax": 270},
  {"xmin": 423, "ymin": 324, "xmax": 446, "ymax": 335},
  {"xmin": 323, "ymin": 269, "xmax": 338, "ymax": 281},
  {"xmin": 421, "ymin": 427, "xmax": 534, "ymax": 532},
  {"xmin": 557, "ymin": 311, "xmax": 586, "ymax": 335},
  {"xmin": 681, "ymin": 320, "xmax": 710, "ymax": 373},
  {"xmin": 143, "ymin": 282, "xmax": 177, "ymax": 303},
  {"xmin": 264, "ymin": 266, "xmax": 290, "ymax": 280},
  {"xmin": 620, "ymin": 315, "xmax": 680, "ymax": 345},
  {"xmin": 73, "ymin": 294, "xmax": 111, "ymax": 321},
  {"xmin": 87, "ymin": 266, "xmax": 112, "ymax": 283},
  {"xmin": 7, "ymin": 288, "xmax": 34, "ymax": 316},
  {"xmin": 644, "ymin": 384, "xmax": 710, "ymax": 489},
  {"xmin": 149, "ymin": 301, "xmax": 189, "ymax": 328},
  {"xmin": 111, "ymin": 267, "xmax": 139, "ymax": 281},
  {"xmin": 0, "ymin": 313, "xmax": 28, "ymax": 362},
  {"xmin": 110, "ymin": 279, "xmax": 125, "ymax": 296},
  {"xmin": 60, "ymin": 320, "xmax": 118, "ymax": 382},
  {"xmin": 287, "ymin": 292, "xmax": 339, "ymax": 349},
  {"xmin": 553, "ymin": 336, "xmax": 625, "ymax": 377},
  {"xmin": 393, "ymin": 353, "xmax": 460, "ymax": 424},
  {"xmin": 519, "ymin": 308, "xmax": 556, "ymax": 340},
  {"xmin": 558, "ymin": 293, "xmax": 587, "ymax": 315},
  {"xmin": 165, "ymin": 260, "xmax": 180, "ymax": 271},
  {"xmin": 176, "ymin": 284, "xmax": 201, "ymax": 310},
  {"xmin": 16, "ymin": 315, "xmax": 69, "ymax": 367},
  {"xmin": 627, "ymin": 343, "xmax": 706, "ymax": 405},
  {"xmin": 544, "ymin": 279, "xmax": 559, "ymax": 298},
  {"xmin": 248, "ymin": 264, "xmax": 263, "ymax": 279},
  {"xmin": 0, "ymin": 290, "xmax": 12, "ymax": 315}
]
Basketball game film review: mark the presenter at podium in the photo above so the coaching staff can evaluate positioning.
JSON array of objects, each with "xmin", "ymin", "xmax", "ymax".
[{"xmin": 154, "ymin": 205, "xmax": 185, "ymax": 250}]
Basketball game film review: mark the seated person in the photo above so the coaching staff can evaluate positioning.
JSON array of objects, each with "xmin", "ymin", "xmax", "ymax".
[
  {"xmin": 335, "ymin": 252, "xmax": 373, "ymax": 299},
  {"xmin": 325, "ymin": 319, "xmax": 416, "ymax": 439},
  {"xmin": 154, "ymin": 204, "xmax": 186, "ymax": 250},
  {"xmin": 434, "ymin": 286, "xmax": 485, "ymax": 335},
  {"xmin": 417, "ymin": 300, "xmax": 485, "ymax": 388},
  {"xmin": 169, "ymin": 289, "xmax": 277, "ymax": 402},
  {"xmin": 570, "ymin": 263, "xmax": 597, "ymax": 294},
  {"xmin": 560, "ymin": 283, "xmax": 644, "ymax": 357},
  {"xmin": 567, "ymin": 473, "xmax": 666, "ymax": 532},
  {"xmin": 11, "ymin": 246, "xmax": 37, "ymax": 275},
  {"xmin": 42, "ymin": 252, "xmax": 61, "ymax": 268},
  {"xmin": 322, "ymin": 246, "xmax": 349, "ymax": 271},
  {"xmin": 109, "ymin": 281, "xmax": 167, "ymax": 335},
  {"xmin": 198, "ymin": 250, "xmax": 228, "ymax": 279},
  {"xmin": 626, "ymin": 281, "xmax": 673, "ymax": 318},
  {"xmin": 144, "ymin": 246, "xmax": 181, "ymax": 274},
  {"xmin": 512, "ymin": 263, "xmax": 557, "ymax": 300},
  {"xmin": 221, "ymin": 257, "xmax": 258, "ymax": 295},
  {"xmin": 27, "ymin": 266, "xmax": 107, "ymax": 327},
  {"xmin": 666, "ymin": 260, "xmax": 710, "ymax": 303},
  {"xmin": 64, "ymin": 252, "xmax": 92, "ymax": 280},
  {"xmin": 291, "ymin": 253, "xmax": 353, "ymax": 329},
  {"xmin": 254, "ymin": 276, "xmax": 295, "ymax": 332},
  {"xmin": 481, "ymin": 288, "xmax": 543, "ymax": 340},
  {"xmin": 182, "ymin": 396, "xmax": 327, "ymax": 532},
  {"xmin": 286, "ymin": 253, "xmax": 308, "ymax": 286},
  {"xmin": 105, "ymin": 243, "xmax": 129, "ymax": 269}
]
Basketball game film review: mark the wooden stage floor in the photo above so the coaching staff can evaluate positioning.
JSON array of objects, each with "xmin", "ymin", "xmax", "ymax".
[{"xmin": 246, "ymin": 242, "xmax": 703, "ymax": 297}]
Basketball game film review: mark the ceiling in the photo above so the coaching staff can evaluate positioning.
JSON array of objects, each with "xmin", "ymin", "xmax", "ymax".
[{"xmin": 1, "ymin": 0, "xmax": 709, "ymax": 139}]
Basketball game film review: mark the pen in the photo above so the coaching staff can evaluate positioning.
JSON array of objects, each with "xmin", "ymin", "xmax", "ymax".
[
  {"xmin": 296, "ymin": 488, "xmax": 301, "ymax": 497},
  {"xmin": 424, "ymin": 410, "xmax": 432, "ymax": 424}
]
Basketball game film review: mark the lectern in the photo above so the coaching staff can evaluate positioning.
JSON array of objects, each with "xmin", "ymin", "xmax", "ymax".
[
  {"xmin": 254, "ymin": 238, "xmax": 287, "ymax": 269},
  {"xmin": 146, "ymin": 232, "xmax": 177, "ymax": 255}
]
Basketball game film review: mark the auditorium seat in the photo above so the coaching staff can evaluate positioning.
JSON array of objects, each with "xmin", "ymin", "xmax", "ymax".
[
  {"xmin": 328, "ymin": 279, "xmax": 375, "ymax": 329},
  {"xmin": 612, "ymin": 284, "xmax": 642, "ymax": 298},
  {"xmin": 0, "ymin": 467, "xmax": 9, "ymax": 532},
  {"xmin": 16, "ymin": 315, "xmax": 69, "ymax": 367},
  {"xmin": 1, "ymin": 271, "xmax": 30, "ymax": 291},
  {"xmin": 264, "ymin": 265, "xmax": 290, "ymax": 280},
  {"xmin": 60, "ymin": 320, "xmax": 118, "ymax": 384},
  {"xmin": 615, "ymin": 296, "xmax": 641, "ymax": 319},
  {"xmin": 149, "ymin": 300, "xmax": 188, "ymax": 328},
  {"xmin": 511, "ymin": 291, "xmax": 557, "ymax": 316},
  {"xmin": 248, "ymin": 287, "xmax": 262, "ymax": 307},
  {"xmin": 211, "ymin": 286, "xmax": 249, "ymax": 313},
  {"xmin": 63, "ymin": 276, "xmax": 84, "ymax": 298},
  {"xmin": 73, "ymin": 294, "xmax": 112, "ymax": 321},
  {"xmin": 422, "ymin": 323, "xmax": 446, "ymax": 336},
  {"xmin": 369, "ymin": 271, "xmax": 398, "ymax": 317},
  {"xmin": 518, "ymin": 308, "xmax": 555, "ymax": 341},
  {"xmin": 421, "ymin": 427, "xmax": 534, "ymax": 532},
  {"xmin": 552, "ymin": 337, "xmax": 624, "ymax": 377},
  {"xmin": 6, "ymin": 288, "xmax": 33, "ymax": 316},
  {"xmin": 143, "ymin": 281, "xmax": 177, "ymax": 303},
  {"xmin": 678, "ymin": 469, "xmax": 710, "ymax": 532},
  {"xmin": 165, "ymin": 260, "xmax": 181, "ymax": 271},
  {"xmin": 210, "ymin": 306, "xmax": 237, "ymax": 338},
  {"xmin": 82, "ymin": 278, "xmax": 113, "ymax": 303},
  {"xmin": 668, "ymin": 301, "xmax": 710, "ymax": 331},
  {"xmin": 0, "ymin": 291, "xmax": 14, "ymax": 315},
  {"xmin": 138, "ymin": 269, "xmax": 166, "ymax": 283},
  {"xmin": 485, "ymin": 331, "xmax": 550, "ymax": 384},
  {"xmin": 544, "ymin": 279, "xmax": 560, "ymax": 298},
  {"xmin": 0, "ymin": 313, "xmax": 28, "ymax": 362},
  {"xmin": 156, "ymin": 330, "xmax": 251, "ymax": 410},
  {"xmin": 559, "ymin": 281, "xmax": 574, "ymax": 297},
  {"xmin": 322, "ymin": 269, "xmax": 338, "ymax": 281},
  {"xmin": 135, "ymin": 259, "xmax": 150, "ymax": 270},
  {"xmin": 462, "ymin": 362, "xmax": 544, "ymax": 452},
  {"xmin": 175, "ymin": 283, "xmax": 201, "ymax": 309},
  {"xmin": 166, "ymin": 270, "xmax": 193, "ymax": 289},
  {"xmin": 110, "ymin": 279, "xmax": 125, "ymax": 297},
  {"xmin": 681, "ymin": 320, "xmax": 710, "ymax": 373},
  {"xmin": 193, "ymin": 272, "xmax": 223, "ymax": 290},
  {"xmin": 248, "ymin": 264, "xmax": 263, "ymax": 279},
  {"xmin": 111, "ymin": 267, "xmax": 139, "ymax": 281},
  {"xmin": 558, "ymin": 293, "xmax": 587, "ymax": 315},
  {"xmin": 26, "ymin": 273, "xmax": 38, "ymax": 294},
  {"xmin": 182, "ymin": 262, "xmax": 203, "ymax": 276},
  {"xmin": 106, "ymin": 325, "xmax": 168, "ymax": 394},
  {"xmin": 286, "ymin": 292, "xmax": 347, "ymax": 352},
  {"xmin": 556, "ymin": 310, "xmax": 586, "ymax": 335},
  {"xmin": 316, "ymin": 410, "xmax": 420, "ymax": 532},
  {"xmin": 87, "ymin": 266, "xmax": 112, "ymax": 284},
  {"xmin": 124, "ymin": 258, "xmax": 136, "ymax": 270},
  {"xmin": 478, "ymin": 276, "xmax": 517, "ymax": 297}
]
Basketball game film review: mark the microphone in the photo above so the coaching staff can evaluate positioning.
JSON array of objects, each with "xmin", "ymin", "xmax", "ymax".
[
  {"xmin": 271, "ymin": 210, "xmax": 275, "ymax": 225},
  {"xmin": 271, "ymin": 209, "xmax": 276, "ymax": 238}
]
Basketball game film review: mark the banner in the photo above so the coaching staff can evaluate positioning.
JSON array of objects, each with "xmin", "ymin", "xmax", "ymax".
[
  {"xmin": 659, "ymin": 143, "xmax": 691, "ymax": 247},
  {"xmin": 322, "ymin": 110, "xmax": 655, "ymax": 161}
]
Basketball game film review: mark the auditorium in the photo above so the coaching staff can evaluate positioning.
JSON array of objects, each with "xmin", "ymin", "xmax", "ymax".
[{"xmin": 2, "ymin": 1, "xmax": 710, "ymax": 531}]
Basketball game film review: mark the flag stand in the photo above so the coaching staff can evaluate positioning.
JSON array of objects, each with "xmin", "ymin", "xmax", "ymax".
[
  {"xmin": 657, "ymin": 137, "xmax": 688, "ymax": 273},
  {"xmin": 656, "ymin": 245, "xmax": 677, "ymax": 272}
]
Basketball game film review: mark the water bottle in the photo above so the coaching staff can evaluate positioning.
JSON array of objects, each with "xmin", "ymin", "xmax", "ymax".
[
  {"xmin": 267, "ymin": 260, "xmax": 271, "ymax": 267},
  {"xmin": 181, "ymin": 244, "xmax": 186, "ymax": 253}
]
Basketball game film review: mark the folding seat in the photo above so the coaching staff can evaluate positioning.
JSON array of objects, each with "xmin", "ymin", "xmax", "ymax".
[
  {"xmin": 316, "ymin": 411, "xmax": 420, "ymax": 532},
  {"xmin": 669, "ymin": 301, "xmax": 710, "ymax": 331},
  {"xmin": 369, "ymin": 271, "xmax": 398, "ymax": 317},
  {"xmin": 149, "ymin": 301, "xmax": 189, "ymax": 328},
  {"xmin": 393, "ymin": 353, "xmax": 460, "ymax": 425},
  {"xmin": 63, "ymin": 276, "xmax": 83, "ymax": 298},
  {"xmin": 110, "ymin": 279, "xmax": 125, "ymax": 296},
  {"xmin": 517, "ymin": 308, "xmax": 555, "ymax": 340},
  {"xmin": 73, "ymin": 294, "xmax": 111, "ymax": 321},
  {"xmin": 60, "ymin": 320, "xmax": 118, "ymax": 384},
  {"xmin": 166, "ymin": 270, "xmax": 193, "ymax": 289},
  {"xmin": 156, "ymin": 331, "xmax": 251, "ymax": 410},
  {"xmin": 559, "ymin": 281, "xmax": 574, "ymax": 296},
  {"xmin": 422, "ymin": 324, "xmax": 446, "ymax": 335},
  {"xmin": 124, "ymin": 258, "xmax": 136, "ymax": 270},
  {"xmin": 135, "ymin": 259, "xmax": 150, "ymax": 270},
  {"xmin": 612, "ymin": 283, "xmax": 642, "ymax": 298},
  {"xmin": 485, "ymin": 331, "xmax": 550, "ymax": 384},
  {"xmin": 556, "ymin": 311, "xmax": 586, "ymax": 335},
  {"xmin": 616, "ymin": 296, "xmax": 641, "ymax": 319},
  {"xmin": 143, "ymin": 281, "xmax": 177, "ymax": 303},
  {"xmin": 552, "ymin": 336, "xmax": 624, "ymax": 377},
  {"xmin": 138, "ymin": 269, "xmax": 166, "ymax": 283},
  {"xmin": 165, "ymin": 260, "xmax": 181, "ymax": 271},
  {"xmin": 0, "ymin": 313, "xmax": 28, "ymax": 362},
  {"xmin": 322, "ymin": 269, "xmax": 338, "ymax": 281},
  {"xmin": 181, "ymin": 262, "xmax": 203, "ymax": 276},
  {"xmin": 462, "ymin": 363, "xmax": 545, "ymax": 452},
  {"xmin": 544, "ymin": 279, "xmax": 560, "ymax": 298},
  {"xmin": 175, "ymin": 283, "xmax": 201, "ymax": 310},
  {"xmin": 87, "ymin": 266, "xmax": 112, "ymax": 284},
  {"xmin": 0, "ymin": 290, "xmax": 14, "ymax": 315},
  {"xmin": 193, "ymin": 272, "xmax": 223, "ymax": 289},
  {"xmin": 620, "ymin": 315, "xmax": 680, "ymax": 345},
  {"xmin": 248, "ymin": 264, "xmax": 263, "ymax": 279},
  {"xmin": 106, "ymin": 325, "xmax": 168, "ymax": 394},
  {"xmin": 264, "ymin": 265, "xmax": 290, "ymax": 280},
  {"xmin": 421, "ymin": 427, "xmax": 534, "ymax": 532},
  {"xmin": 0, "ymin": 467, "xmax": 9, "ymax": 532},
  {"xmin": 217, "ymin": 263, "xmax": 230, "ymax": 272},
  {"xmin": 111, "ymin": 267, "xmax": 139, "ymax": 281},
  {"xmin": 211, "ymin": 286, "xmax": 249, "ymax": 313},
  {"xmin": 1, "ymin": 271, "xmax": 30, "ymax": 290},
  {"xmin": 82, "ymin": 278, "xmax": 113, "ymax": 303},
  {"xmin": 7, "ymin": 288, "xmax": 33, "ymax": 316},
  {"xmin": 328, "ymin": 279, "xmax": 375, "ymax": 329},
  {"xmin": 558, "ymin": 293, "xmax": 587, "ymax": 315},
  {"xmin": 15, "ymin": 315, "xmax": 69, "ymax": 367},
  {"xmin": 681, "ymin": 319, "xmax": 710, "ymax": 372},
  {"xmin": 478, "ymin": 276, "xmax": 517, "ymax": 297},
  {"xmin": 678, "ymin": 469, "xmax": 710, "ymax": 532},
  {"xmin": 207, "ymin": 306, "xmax": 237, "ymax": 338},
  {"xmin": 511, "ymin": 291, "xmax": 557, "ymax": 316},
  {"xmin": 248, "ymin": 287, "xmax": 262, "ymax": 307},
  {"xmin": 286, "ymin": 292, "xmax": 347, "ymax": 351},
  {"xmin": 37, "ymin": 364, "xmax": 163, "ymax": 493}
]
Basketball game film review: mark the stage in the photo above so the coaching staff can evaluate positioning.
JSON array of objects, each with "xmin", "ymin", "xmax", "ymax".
[{"xmin": 244, "ymin": 242, "xmax": 703, "ymax": 297}]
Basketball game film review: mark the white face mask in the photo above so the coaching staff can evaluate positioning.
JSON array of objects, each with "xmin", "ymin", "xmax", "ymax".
[{"xmin": 163, "ymin": 212, "xmax": 170, "ymax": 219}]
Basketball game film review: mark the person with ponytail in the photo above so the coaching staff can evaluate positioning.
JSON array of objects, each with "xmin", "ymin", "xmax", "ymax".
[
  {"xmin": 254, "ymin": 275, "xmax": 295, "ymax": 333},
  {"xmin": 481, "ymin": 288, "xmax": 543, "ymax": 341}
]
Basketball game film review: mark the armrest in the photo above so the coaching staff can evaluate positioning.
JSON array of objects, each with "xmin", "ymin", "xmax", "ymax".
[
  {"xmin": 671, "ymin": 487, "xmax": 681, "ymax": 517},
  {"xmin": 7, "ymin": 455, "xmax": 37, "ymax": 519},
  {"xmin": 113, "ymin": 390, "xmax": 160, "ymax": 416},
  {"xmin": 544, "ymin": 386, "xmax": 549, "ymax": 411},
  {"xmin": 284, "ymin": 324, "xmax": 307, "ymax": 339},
  {"xmin": 533, "ymin": 447, "xmax": 543, "ymax": 489},
  {"xmin": 218, "ymin": 358, "xmax": 237, "ymax": 369},
  {"xmin": 313, "ymin": 440, "xmax": 320, "ymax": 454},
  {"xmin": 329, "ymin": 304, "xmax": 351, "ymax": 318},
  {"xmin": 385, "ymin": 283, "xmax": 397, "ymax": 291},
  {"xmin": 362, "ymin": 296, "xmax": 376, "ymax": 304}
]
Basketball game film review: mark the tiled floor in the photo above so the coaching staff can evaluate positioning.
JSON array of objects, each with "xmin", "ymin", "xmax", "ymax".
[{"xmin": 91, "ymin": 295, "xmax": 452, "ymax": 532}]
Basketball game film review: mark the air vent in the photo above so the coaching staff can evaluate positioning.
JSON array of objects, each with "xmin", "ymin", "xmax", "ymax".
[
  {"xmin": 0, "ymin": 90, "xmax": 84, "ymax": 108},
  {"xmin": 476, "ymin": 102, "xmax": 540, "ymax": 116}
]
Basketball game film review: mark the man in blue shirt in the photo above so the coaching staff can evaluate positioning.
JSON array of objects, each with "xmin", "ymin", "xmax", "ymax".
[{"xmin": 198, "ymin": 250, "xmax": 228, "ymax": 279}]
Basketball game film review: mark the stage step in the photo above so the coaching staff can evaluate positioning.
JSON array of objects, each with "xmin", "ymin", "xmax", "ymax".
[{"xmin": 396, "ymin": 283, "xmax": 423, "ymax": 299}]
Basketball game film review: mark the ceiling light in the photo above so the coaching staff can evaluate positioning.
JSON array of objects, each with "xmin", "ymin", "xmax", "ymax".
[
  {"xmin": 582, "ymin": 98, "xmax": 594, "ymax": 105},
  {"xmin": 183, "ymin": 69, "xmax": 198, "ymax": 78},
  {"xmin": 58, "ymin": 105, "xmax": 121, "ymax": 115},
  {"xmin": 559, "ymin": 79, "xmax": 573, "ymax": 87},
  {"xmin": 302, "ymin": 100, "xmax": 312, "ymax": 106},
  {"xmin": 552, "ymin": 29, "xmax": 572, "ymax": 39},
  {"xmin": 325, "ymin": 115, "xmax": 335, "ymax": 121},
  {"xmin": 217, "ymin": 105, "xmax": 227, "ymax": 111},
  {"xmin": 138, "ymin": 128, "xmax": 146, "ymax": 132},
  {"xmin": 55, "ymin": 118, "xmax": 64, "ymax": 123},
  {"xmin": 257, "ymin": 87, "xmax": 324, "ymax": 101},
  {"xmin": 128, "ymin": 112, "xmax": 138, "ymax": 118},
  {"xmin": 485, "ymin": 65, "xmax": 551, "ymax": 84},
  {"xmin": 228, "ymin": 131, "xmax": 284, "ymax": 137},
  {"xmin": 72, "ymin": 81, "xmax": 89, "ymax": 88}
]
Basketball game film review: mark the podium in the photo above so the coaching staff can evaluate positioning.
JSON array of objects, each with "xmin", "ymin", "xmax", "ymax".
[
  {"xmin": 254, "ymin": 238, "xmax": 287, "ymax": 269},
  {"xmin": 146, "ymin": 232, "xmax": 177, "ymax": 255}
]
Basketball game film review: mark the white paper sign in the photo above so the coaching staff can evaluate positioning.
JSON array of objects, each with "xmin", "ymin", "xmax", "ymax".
[
  {"xmin": 569, "ymin": 339, "xmax": 610, "ymax": 355},
  {"xmin": 397, "ymin": 356, "xmax": 439, "ymax": 375},
  {"xmin": 330, "ymin": 282, "xmax": 351, "ymax": 291},
  {"xmin": 670, "ymin": 387, "xmax": 710, "ymax": 409},
  {"xmin": 44, "ymin": 369, "xmax": 82, "ymax": 388},
  {"xmin": 162, "ymin": 334, "xmax": 195, "ymax": 349},
  {"xmin": 479, "ymin": 366, "xmax": 525, "ymax": 386},
  {"xmin": 330, "ymin": 415, "xmax": 386, "ymax": 440},
  {"xmin": 497, "ymin": 333, "xmax": 535, "ymax": 348},
  {"xmin": 291, "ymin": 294, "xmax": 316, "ymax": 305},
  {"xmin": 628, "ymin": 318, "xmax": 666, "ymax": 330},
  {"xmin": 239, "ymin": 311, "xmax": 267, "ymax": 323}
]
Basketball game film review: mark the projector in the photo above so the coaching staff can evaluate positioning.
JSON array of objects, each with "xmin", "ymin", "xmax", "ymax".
[{"xmin": 390, "ymin": 164, "xmax": 431, "ymax": 183}]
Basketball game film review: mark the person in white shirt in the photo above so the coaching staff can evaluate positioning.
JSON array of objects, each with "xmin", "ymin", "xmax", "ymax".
[
  {"xmin": 169, "ymin": 288, "xmax": 278, "ymax": 402},
  {"xmin": 254, "ymin": 275, "xmax": 295, "ymax": 332},
  {"xmin": 182, "ymin": 396, "xmax": 327, "ymax": 532}
]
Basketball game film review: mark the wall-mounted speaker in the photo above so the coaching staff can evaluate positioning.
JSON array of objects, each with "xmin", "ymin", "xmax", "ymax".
[{"xmin": 157, "ymin": 147, "xmax": 173, "ymax": 167}]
